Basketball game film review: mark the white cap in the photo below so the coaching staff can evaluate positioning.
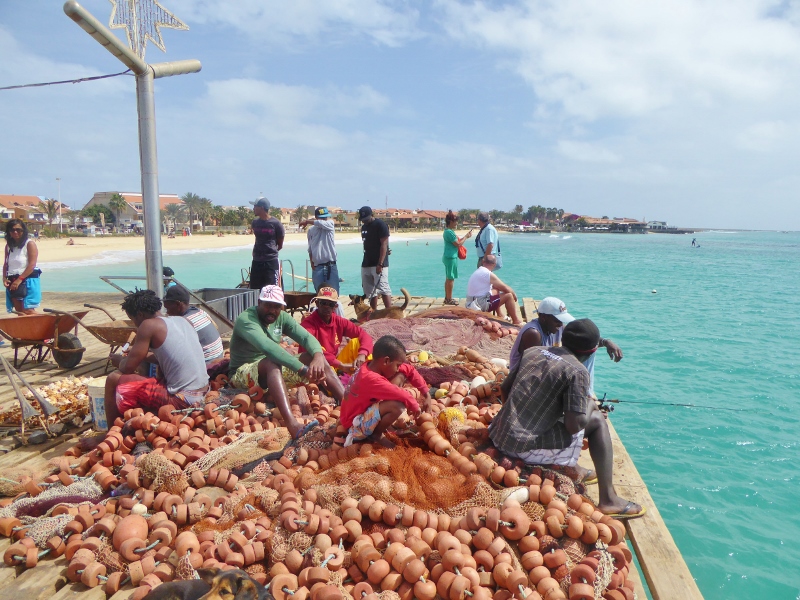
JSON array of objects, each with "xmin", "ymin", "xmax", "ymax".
[{"xmin": 537, "ymin": 297, "xmax": 575, "ymax": 324}]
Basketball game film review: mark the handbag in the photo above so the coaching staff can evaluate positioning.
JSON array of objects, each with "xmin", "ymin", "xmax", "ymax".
[
  {"xmin": 7, "ymin": 275, "xmax": 27, "ymax": 300},
  {"xmin": 457, "ymin": 245, "xmax": 467, "ymax": 260}
]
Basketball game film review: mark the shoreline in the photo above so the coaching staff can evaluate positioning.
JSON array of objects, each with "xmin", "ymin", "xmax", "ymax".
[{"xmin": 35, "ymin": 229, "xmax": 453, "ymax": 266}]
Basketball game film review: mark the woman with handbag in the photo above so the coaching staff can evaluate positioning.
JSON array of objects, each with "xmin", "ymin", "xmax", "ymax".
[
  {"xmin": 442, "ymin": 210, "xmax": 473, "ymax": 306},
  {"xmin": 3, "ymin": 219, "xmax": 41, "ymax": 314}
]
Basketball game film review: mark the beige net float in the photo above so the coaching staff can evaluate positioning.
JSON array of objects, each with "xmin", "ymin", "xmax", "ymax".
[{"xmin": 0, "ymin": 359, "xmax": 636, "ymax": 600}]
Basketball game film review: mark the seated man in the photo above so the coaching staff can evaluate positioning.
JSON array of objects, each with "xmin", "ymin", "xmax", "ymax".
[
  {"xmin": 104, "ymin": 289, "xmax": 209, "ymax": 425},
  {"xmin": 163, "ymin": 285, "xmax": 224, "ymax": 363},
  {"xmin": 340, "ymin": 335, "xmax": 430, "ymax": 447},
  {"xmin": 228, "ymin": 285, "xmax": 344, "ymax": 438},
  {"xmin": 489, "ymin": 319, "xmax": 644, "ymax": 518},
  {"xmin": 300, "ymin": 287, "xmax": 373, "ymax": 369},
  {"xmin": 509, "ymin": 296, "xmax": 623, "ymax": 396},
  {"xmin": 465, "ymin": 254, "xmax": 523, "ymax": 325}
]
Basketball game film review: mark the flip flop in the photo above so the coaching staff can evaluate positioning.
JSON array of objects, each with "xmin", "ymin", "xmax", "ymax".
[
  {"xmin": 605, "ymin": 501, "xmax": 647, "ymax": 520},
  {"xmin": 582, "ymin": 470, "xmax": 598, "ymax": 485}
]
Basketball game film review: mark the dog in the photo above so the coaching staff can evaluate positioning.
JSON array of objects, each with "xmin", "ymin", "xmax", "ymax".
[
  {"xmin": 142, "ymin": 569, "xmax": 272, "ymax": 600},
  {"xmin": 349, "ymin": 287, "xmax": 411, "ymax": 322}
]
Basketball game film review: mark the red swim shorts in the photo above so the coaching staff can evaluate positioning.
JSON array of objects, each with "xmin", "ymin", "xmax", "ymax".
[{"xmin": 115, "ymin": 377, "xmax": 187, "ymax": 413}]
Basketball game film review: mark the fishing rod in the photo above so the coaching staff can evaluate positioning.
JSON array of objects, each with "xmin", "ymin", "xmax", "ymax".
[{"xmin": 596, "ymin": 394, "xmax": 749, "ymax": 413}]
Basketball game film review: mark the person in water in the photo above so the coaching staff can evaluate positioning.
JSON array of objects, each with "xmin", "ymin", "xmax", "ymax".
[{"xmin": 691, "ymin": 238, "xmax": 696, "ymax": 247}]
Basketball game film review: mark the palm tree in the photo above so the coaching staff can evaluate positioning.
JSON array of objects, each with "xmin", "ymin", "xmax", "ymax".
[
  {"xmin": 490, "ymin": 209, "xmax": 504, "ymax": 226},
  {"xmin": 293, "ymin": 204, "xmax": 309, "ymax": 224},
  {"xmin": 164, "ymin": 203, "xmax": 185, "ymax": 234},
  {"xmin": 194, "ymin": 197, "xmax": 214, "ymax": 231},
  {"xmin": 108, "ymin": 193, "xmax": 128, "ymax": 231},
  {"xmin": 237, "ymin": 206, "xmax": 252, "ymax": 225},
  {"xmin": 269, "ymin": 206, "xmax": 282, "ymax": 220},
  {"xmin": 37, "ymin": 198, "xmax": 59, "ymax": 228},
  {"xmin": 181, "ymin": 192, "xmax": 202, "ymax": 232}
]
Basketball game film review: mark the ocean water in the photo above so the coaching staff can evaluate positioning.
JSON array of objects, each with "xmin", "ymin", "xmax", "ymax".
[{"xmin": 41, "ymin": 231, "xmax": 800, "ymax": 598}]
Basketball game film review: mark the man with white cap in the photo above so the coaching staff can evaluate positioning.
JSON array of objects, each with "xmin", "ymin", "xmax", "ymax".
[
  {"xmin": 248, "ymin": 197, "xmax": 284, "ymax": 290},
  {"xmin": 300, "ymin": 207, "xmax": 339, "ymax": 293},
  {"xmin": 509, "ymin": 296, "xmax": 624, "ymax": 389},
  {"xmin": 228, "ymin": 285, "xmax": 344, "ymax": 438}
]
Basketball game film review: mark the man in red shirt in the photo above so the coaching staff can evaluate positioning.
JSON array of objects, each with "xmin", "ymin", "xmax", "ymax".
[
  {"xmin": 340, "ymin": 335, "xmax": 430, "ymax": 447},
  {"xmin": 300, "ymin": 287, "xmax": 373, "ymax": 371}
]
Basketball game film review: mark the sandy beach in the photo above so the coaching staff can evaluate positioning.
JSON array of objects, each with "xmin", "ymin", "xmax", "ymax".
[{"xmin": 35, "ymin": 229, "xmax": 451, "ymax": 264}]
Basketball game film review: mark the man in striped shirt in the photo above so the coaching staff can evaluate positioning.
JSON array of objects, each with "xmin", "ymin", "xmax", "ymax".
[{"xmin": 163, "ymin": 286, "xmax": 224, "ymax": 363}]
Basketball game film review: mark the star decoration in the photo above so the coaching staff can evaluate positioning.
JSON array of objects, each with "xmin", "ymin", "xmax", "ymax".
[{"xmin": 109, "ymin": 0, "xmax": 188, "ymax": 60}]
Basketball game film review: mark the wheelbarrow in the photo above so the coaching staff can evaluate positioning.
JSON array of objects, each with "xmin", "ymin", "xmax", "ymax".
[
  {"xmin": 70, "ymin": 304, "xmax": 136, "ymax": 373},
  {"xmin": 0, "ymin": 309, "xmax": 88, "ymax": 369}
]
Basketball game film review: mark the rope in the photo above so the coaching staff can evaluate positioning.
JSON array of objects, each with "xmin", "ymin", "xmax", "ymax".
[{"xmin": 0, "ymin": 70, "xmax": 132, "ymax": 92}]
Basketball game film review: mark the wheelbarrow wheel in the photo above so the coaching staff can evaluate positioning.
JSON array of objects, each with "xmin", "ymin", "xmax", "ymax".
[{"xmin": 52, "ymin": 333, "xmax": 85, "ymax": 369}]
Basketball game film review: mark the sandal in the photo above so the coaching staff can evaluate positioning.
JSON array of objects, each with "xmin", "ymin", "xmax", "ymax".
[{"xmin": 444, "ymin": 299, "xmax": 459, "ymax": 305}]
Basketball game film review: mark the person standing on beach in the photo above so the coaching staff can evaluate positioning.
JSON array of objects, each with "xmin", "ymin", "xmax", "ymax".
[
  {"xmin": 475, "ymin": 211, "xmax": 502, "ymax": 269},
  {"xmin": 359, "ymin": 206, "xmax": 392, "ymax": 309},
  {"xmin": 490, "ymin": 319, "xmax": 645, "ymax": 519},
  {"xmin": 442, "ymin": 210, "xmax": 473, "ymax": 305},
  {"xmin": 300, "ymin": 207, "xmax": 339, "ymax": 293},
  {"xmin": 249, "ymin": 197, "xmax": 284, "ymax": 290},
  {"xmin": 3, "ymin": 219, "xmax": 41, "ymax": 314}
]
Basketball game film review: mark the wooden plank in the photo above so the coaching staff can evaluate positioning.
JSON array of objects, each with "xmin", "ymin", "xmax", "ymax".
[
  {"xmin": 578, "ymin": 419, "xmax": 703, "ymax": 600},
  {"xmin": 522, "ymin": 298, "xmax": 539, "ymax": 322},
  {"xmin": 50, "ymin": 583, "xmax": 107, "ymax": 600},
  {"xmin": 0, "ymin": 554, "xmax": 68, "ymax": 598}
]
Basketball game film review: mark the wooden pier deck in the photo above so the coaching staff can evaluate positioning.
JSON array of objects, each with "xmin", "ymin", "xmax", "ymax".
[{"xmin": 0, "ymin": 292, "xmax": 702, "ymax": 600}]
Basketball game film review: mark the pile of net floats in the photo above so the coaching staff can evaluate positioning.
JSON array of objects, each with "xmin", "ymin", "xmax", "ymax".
[{"xmin": 0, "ymin": 351, "xmax": 636, "ymax": 600}]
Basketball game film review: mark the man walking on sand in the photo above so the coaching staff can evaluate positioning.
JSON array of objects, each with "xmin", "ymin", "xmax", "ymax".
[
  {"xmin": 359, "ymin": 206, "xmax": 392, "ymax": 310},
  {"xmin": 249, "ymin": 197, "xmax": 284, "ymax": 290}
]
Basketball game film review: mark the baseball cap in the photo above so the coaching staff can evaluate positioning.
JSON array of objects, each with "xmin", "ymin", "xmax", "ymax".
[
  {"xmin": 358, "ymin": 206, "xmax": 373, "ymax": 220},
  {"xmin": 312, "ymin": 287, "xmax": 339, "ymax": 303},
  {"xmin": 537, "ymin": 297, "xmax": 575, "ymax": 324},
  {"xmin": 250, "ymin": 197, "xmax": 270, "ymax": 210},
  {"xmin": 164, "ymin": 285, "xmax": 190, "ymax": 303},
  {"xmin": 315, "ymin": 207, "xmax": 331, "ymax": 219},
  {"xmin": 259, "ymin": 285, "xmax": 286, "ymax": 306},
  {"xmin": 562, "ymin": 319, "xmax": 600, "ymax": 354},
  {"xmin": 162, "ymin": 266, "xmax": 175, "ymax": 277}
]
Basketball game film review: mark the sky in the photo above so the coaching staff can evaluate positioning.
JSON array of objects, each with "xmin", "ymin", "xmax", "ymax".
[{"xmin": 1, "ymin": 1, "xmax": 800, "ymax": 230}]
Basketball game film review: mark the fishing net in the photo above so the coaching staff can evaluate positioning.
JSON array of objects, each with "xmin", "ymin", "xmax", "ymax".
[
  {"xmin": 361, "ymin": 317, "xmax": 515, "ymax": 358},
  {"xmin": 16, "ymin": 513, "xmax": 75, "ymax": 547},
  {"xmin": 416, "ymin": 365, "xmax": 474, "ymax": 387},
  {"xmin": 138, "ymin": 451, "xmax": 188, "ymax": 495},
  {"xmin": 185, "ymin": 429, "xmax": 291, "ymax": 478},
  {"xmin": 0, "ymin": 467, "xmax": 54, "ymax": 497},
  {"xmin": 0, "ymin": 478, "xmax": 103, "ymax": 520},
  {"xmin": 311, "ymin": 446, "xmax": 494, "ymax": 514}
]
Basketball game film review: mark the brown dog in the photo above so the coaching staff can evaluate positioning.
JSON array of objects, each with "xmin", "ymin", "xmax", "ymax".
[
  {"xmin": 142, "ymin": 569, "xmax": 272, "ymax": 600},
  {"xmin": 349, "ymin": 288, "xmax": 410, "ymax": 322},
  {"xmin": 198, "ymin": 568, "xmax": 272, "ymax": 600}
]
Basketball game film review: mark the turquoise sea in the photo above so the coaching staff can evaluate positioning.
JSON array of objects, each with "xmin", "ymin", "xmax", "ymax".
[{"xmin": 42, "ymin": 230, "xmax": 800, "ymax": 599}]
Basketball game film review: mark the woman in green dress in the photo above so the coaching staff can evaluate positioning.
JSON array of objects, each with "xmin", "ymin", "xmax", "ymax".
[{"xmin": 442, "ymin": 210, "xmax": 473, "ymax": 305}]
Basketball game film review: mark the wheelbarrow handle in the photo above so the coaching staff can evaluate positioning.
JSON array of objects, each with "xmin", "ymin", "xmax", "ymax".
[
  {"xmin": 84, "ymin": 303, "xmax": 117, "ymax": 320},
  {"xmin": 42, "ymin": 307, "xmax": 92, "ymax": 330}
]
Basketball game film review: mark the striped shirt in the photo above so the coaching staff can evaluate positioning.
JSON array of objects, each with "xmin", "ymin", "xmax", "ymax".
[
  {"xmin": 489, "ymin": 346, "xmax": 590, "ymax": 453},
  {"xmin": 183, "ymin": 307, "xmax": 224, "ymax": 363}
]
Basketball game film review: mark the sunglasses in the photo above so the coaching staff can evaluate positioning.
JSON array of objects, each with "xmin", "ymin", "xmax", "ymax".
[
  {"xmin": 10, "ymin": 229, "xmax": 23, "ymax": 233},
  {"xmin": 317, "ymin": 300, "xmax": 338, "ymax": 308}
]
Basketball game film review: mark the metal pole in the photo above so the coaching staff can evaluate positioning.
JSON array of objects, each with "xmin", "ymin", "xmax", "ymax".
[
  {"xmin": 136, "ymin": 69, "xmax": 164, "ymax": 297},
  {"xmin": 57, "ymin": 177, "xmax": 62, "ymax": 233}
]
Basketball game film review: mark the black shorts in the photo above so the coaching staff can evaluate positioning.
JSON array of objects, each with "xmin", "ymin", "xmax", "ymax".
[{"xmin": 249, "ymin": 260, "xmax": 282, "ymax": 290}]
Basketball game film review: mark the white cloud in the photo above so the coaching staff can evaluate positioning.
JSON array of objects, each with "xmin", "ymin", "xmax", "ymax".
[
  {"xmin": 735, "ymin": 121, "xmax": 790, "ymax": 152},
  {"xmin": 438, "ymin": 0, "xmax": 800, "ymax": 121},
  {"xmin": 168, "ymin": 0, "xmax": 420, "ymax": 46},
  {"xmin": 557, "ymin": 140, "xmax": 620, "ymax": 163},
  {"xmin": 196, "ymin": 79, "xmax": 390, "ymax": 149}
]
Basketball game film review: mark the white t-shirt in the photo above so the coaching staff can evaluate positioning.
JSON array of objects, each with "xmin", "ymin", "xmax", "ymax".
[
  {"xmin": 466, "ymin": 266, "xmax": 492, "ymax": 298},
  {"xmin": 6, "ymin": 240, "xmax": 34, "ymax": 275}
]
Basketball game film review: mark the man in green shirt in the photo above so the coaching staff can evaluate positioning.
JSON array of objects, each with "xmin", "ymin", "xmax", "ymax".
[{"xmin": 228, "ymin": 285, "xmax": 343, "ymax": 438}]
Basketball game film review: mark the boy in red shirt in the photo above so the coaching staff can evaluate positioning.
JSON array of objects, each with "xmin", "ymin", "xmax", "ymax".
[{"xmin": 340, "ymin": 335, "xmax": 430, "ymax": 447}]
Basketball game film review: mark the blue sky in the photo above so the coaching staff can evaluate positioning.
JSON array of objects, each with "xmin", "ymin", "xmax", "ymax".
[{"xmin": 2, "ymin": 0, "xmax": 800, "ymax": 229}]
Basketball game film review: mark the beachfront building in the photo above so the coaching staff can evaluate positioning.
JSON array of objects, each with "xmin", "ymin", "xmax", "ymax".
[
  {"xmin": 83, "ymin": 192, "xmax": 184, "ymax": 232},
  {"xmin": 647, "ymin": 221, "xmax": 669, "ymax": 230},
  {"xmin": 0, "ymin": 193, "xmax": 70, "ymax": 230}
]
